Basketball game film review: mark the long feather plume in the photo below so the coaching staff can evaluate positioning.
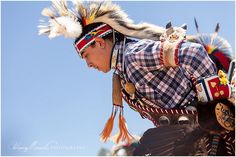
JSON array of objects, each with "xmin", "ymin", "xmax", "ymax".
[
  {"xmin": 210, "ymin": 23, "xmax": 220, "ymax": 45},
  {"xmin": 194, "ymin": 17, "xmax": 204, "ymax": 45}
]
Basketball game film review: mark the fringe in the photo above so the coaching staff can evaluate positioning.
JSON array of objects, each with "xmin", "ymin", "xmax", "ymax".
[
  {"xmin": 112, "ymin": 107, "xmax": 133, "ymax": 144},
  {"xmin": 100, "ymin": 73, "xmax": 133, "ymax": 144},
  {"xmin": 100, "ymin": 105, "xmax": 133, "ymax": 144},
  {"xmin": 100, "ymin": 105, "xmax": 117, "ymax": 142}
]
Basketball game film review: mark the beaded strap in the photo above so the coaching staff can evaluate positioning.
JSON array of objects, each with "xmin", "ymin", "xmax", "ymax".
[{"xmin": 121, "ymin": 90, "xmax": 197, "ymax": 127}]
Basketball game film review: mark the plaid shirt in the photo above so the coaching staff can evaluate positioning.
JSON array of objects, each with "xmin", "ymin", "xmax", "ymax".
[{"xmin": 112, "ymin": 38, "xmax": 217, "ymax": 109}]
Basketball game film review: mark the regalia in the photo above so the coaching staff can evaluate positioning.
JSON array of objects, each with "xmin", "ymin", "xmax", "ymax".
[{"xmin": 38, "ymin": 1, "xmax": 235, "ymax": 155}]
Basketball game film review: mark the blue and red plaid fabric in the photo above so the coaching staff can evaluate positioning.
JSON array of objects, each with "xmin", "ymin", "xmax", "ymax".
[{"xmin": 113, "ymin": 39, "xmax": 217, "ymax": 109}]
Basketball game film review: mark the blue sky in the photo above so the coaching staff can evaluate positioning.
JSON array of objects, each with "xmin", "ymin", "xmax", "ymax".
[{"xmin": 1, "ymin": 1, "xmax": 235, "ymax": 156}]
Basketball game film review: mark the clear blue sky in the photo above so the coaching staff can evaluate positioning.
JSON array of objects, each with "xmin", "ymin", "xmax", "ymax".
[{"xmin": 1, "ymin": 1, "xmax": 235, "ymax": 156}]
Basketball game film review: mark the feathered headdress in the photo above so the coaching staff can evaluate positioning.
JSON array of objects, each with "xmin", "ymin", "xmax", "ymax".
[
  {"xmin": 38, "ymin": 0, "xmax": 166, "ymax": 145},
  {"xmin": 187, "ymin": 18, "xmax": 233, "ymax": 72},
  {"xmin": 38, "ymin": 0, "xmax": 165, "ymax": 56}
]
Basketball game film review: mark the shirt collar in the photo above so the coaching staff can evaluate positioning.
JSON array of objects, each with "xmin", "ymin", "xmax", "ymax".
[
  {"xmin": 110, "ymin": 41, "xmax": 123, "ymax": 70},
  {"xmin": 110, "ymin": 38, "xmax": 137, "ymax": 72}
]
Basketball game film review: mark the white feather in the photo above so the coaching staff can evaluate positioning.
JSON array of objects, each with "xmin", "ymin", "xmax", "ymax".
[
  {"xmin": 38, "ymin": 28, "xmax": 50, "ymax": 35},
  {"xmin": 52, "ymin": 0, "xmax": 68, "ymax": 16},
  {"xmin": 47, "ymin": 16, "xmax": 82, "ymax": 39},
  {"xmin": 41, "ymin": 8, "xmax": 55, "ymax": 17}
]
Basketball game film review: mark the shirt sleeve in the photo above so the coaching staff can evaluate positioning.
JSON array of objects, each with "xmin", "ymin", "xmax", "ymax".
[
  {"xmin": 125, "ymin": 39, "xmax": 217, "ymax": 80},
  {"xmin": 177, "ymin": 42, "xmax": 217, "ymax": 79}
]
